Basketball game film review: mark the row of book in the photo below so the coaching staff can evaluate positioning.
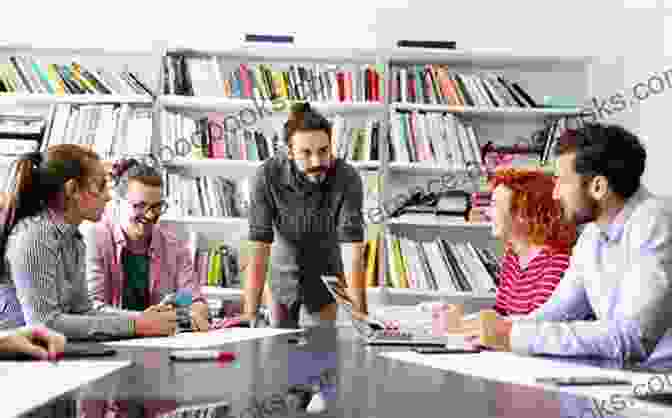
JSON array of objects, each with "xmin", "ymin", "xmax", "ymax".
[
  {"xmin": 195, "ymin": 242, "xmax": 242, "ymax": 288},
  {"xmin": 390, "ymin": 65, "xmax": 538, "ymax": 107},
  {"xmin": 161, "ymin": 111, "xmax": 279, "ymax": 161},
  {"xmin": 163, "ymin": 53, "xmax": 385, "ymax": 102},
  {"xmin": 390, "ymin": 111, "xmax": 483, "ymax": 170},
  {"xmin": 164, "ymin": 174, "xmax": 251, "ymax": 218},
  {"xmin": 40, "ymin": 104, "xmax": 153, "ymax": 158},
  {"xmin": 0, "ymin": 57, "xmax": 152, "ymax": 95},
  {"xmin": 161, "ymin": 112, "xmax": 386, "ymax": 162},
  {"xmin": 364, "ymin": 233, "xmax": 500, "ymax": 293}
]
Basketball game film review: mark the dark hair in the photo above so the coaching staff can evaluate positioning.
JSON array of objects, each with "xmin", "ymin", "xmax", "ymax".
[
  {"xmin": 283, "ymin": 102, "xmax": 332, "ymax": 148},
  {"xmin": 110, "ymin": 157, "xmax": 162, "ymax": 196},
  {"xmin": 554, "ymin": 123, "xmax": 646, "ymax": 199},
  {"xmin": 0, "ymin": 144, "xmax": 102, "ymax": 272}
]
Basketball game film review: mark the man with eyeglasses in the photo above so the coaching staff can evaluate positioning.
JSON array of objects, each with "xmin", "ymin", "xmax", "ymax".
[{"xmin": 83, "ymin": 157, "xmax": 209, "ymax": 332}]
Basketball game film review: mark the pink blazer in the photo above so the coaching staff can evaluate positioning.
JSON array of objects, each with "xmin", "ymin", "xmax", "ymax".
[{"xmin": 84, "ymin": 213, "xmax": 205, "ymax": 311}]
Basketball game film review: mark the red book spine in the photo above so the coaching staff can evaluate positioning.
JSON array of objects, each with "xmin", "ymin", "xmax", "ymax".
[{"xmin": 336, "ymin": 72, "xmax": 345, "ymax": 102}]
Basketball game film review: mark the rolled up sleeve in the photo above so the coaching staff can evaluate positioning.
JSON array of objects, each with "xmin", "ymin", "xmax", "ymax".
[
  {"xmin": 248, "ymin": 168, "xmax": 275, "ymax": 243},
  {"xmin": 338, "ymin": 170, "xmax": 365, "ymax": 243}
]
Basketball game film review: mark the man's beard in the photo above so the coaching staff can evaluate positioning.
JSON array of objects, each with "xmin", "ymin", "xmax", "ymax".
[{"xmin": 564, "ymin": 194, "xmax": 600, "ymax": 225}]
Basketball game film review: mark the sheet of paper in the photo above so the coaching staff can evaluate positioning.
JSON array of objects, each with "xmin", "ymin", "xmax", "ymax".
[
  {"xmin": 380, "ymin": 351, "xmax": 672, "ymax": 416},
  {"xmin": 0, "ymin": 360, "xmax": 131, "ymax": 418},
  {"xmin": 103, "ymin": 327, "xmax": 302, "ymax": 349}
]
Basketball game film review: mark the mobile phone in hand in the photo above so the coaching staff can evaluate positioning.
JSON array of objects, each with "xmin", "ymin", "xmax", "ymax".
[{"xmin": 413, "ymin": 346, "xmax": 481, "ymax": 354}]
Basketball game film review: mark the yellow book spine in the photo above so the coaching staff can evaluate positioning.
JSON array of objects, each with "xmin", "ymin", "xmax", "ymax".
[
  {"xmin": 365, "ymin": 236, "xmax": 379, "ymax": 287},
  {"xmin": 71, "ymin": 62, "xmax": 96, "ymax": 93},
  {"xmin": 48, "ymin": 64, "xmax": 66, "ymax": 95},
  {"xmin": 393, "ymin": 238, "xmax": 409, "ymax": 288}
]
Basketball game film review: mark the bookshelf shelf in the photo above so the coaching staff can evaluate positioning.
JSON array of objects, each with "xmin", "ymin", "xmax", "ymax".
[
  {"xmin": 391, "ymin": 102, "xmax": 587, "ymax": 118},
  {"xmin": 367, "ymin": 287, "xmax": 496, "ymax": 300},
  {"xmin": 388, "ymin": 162, "xmax": 474, "ymax": 176},
  {"xmin": 387, "ymin": 215, "xmax": 491, "ymax": 230},
  {"xmin": 160, "ymin": 216, "xmax": 248, "ymax": 228},
  {"xmin": 159, "ymin": 95, "xmax": 385, "ymax": 115},
  {"xmin": 0, "ymin": 94, "xmax": 152, "ymax": 105},
  {"xmin": 384, "ymin": 47, "xmax": 592, "ymax": 68},
  {"xmin": 200, "ymin": 285, "xmax": 496, "ymax": 302},
  {"xmin": 163, "ymin": 158, "xmax": 380, "ymax": 179},
  {"xmin": 164, "ymin": 158, "xmax": 262, "ymax": 180}
]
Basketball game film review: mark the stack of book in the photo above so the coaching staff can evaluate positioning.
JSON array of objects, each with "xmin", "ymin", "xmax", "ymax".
[{"xmin": 0, "ymin": 114, "xmax": 45, "ymax": 155}]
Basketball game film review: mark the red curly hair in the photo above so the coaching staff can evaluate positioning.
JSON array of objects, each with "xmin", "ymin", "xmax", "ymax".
[{"xmin": 489, "ymin": 168, "xmax": 576, "ymax": 251}]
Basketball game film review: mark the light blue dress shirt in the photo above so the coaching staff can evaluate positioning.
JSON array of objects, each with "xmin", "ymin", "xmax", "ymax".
[{"xmin": 511, "ymin": 186, "xmax": 672, "ymax": 366}]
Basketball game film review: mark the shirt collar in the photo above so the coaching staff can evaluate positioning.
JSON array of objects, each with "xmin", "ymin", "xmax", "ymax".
[
  {"xmin": 598, "ymin": 185, "xmax": 651, "ymax": 243},
  {"xmin": 112, "ymin": 220, "xmax": 161, "ymax": 255},
  {"xmin": 45, "ymin": 208, "xmax": 82, "ymax": 240}
]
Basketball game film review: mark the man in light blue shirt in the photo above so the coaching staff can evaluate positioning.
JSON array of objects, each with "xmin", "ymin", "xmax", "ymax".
[{"xmin": 477, "ymin": 122, "xmax": 672, "ymax": 366}]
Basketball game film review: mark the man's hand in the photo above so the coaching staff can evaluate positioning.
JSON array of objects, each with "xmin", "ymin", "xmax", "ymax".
[
  {"xmin": 190, "ymin": 302, "xmax": 210, "ymax": 332},
  {"xmin": 0, "ymin": 326, "xmax": 66, "ymax": 360},
  {"xmin": 144, "ymin": 303, "xmax": 174, "ymax": 313}
]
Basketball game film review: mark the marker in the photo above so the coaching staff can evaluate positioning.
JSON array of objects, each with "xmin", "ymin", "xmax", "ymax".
[{"xmin": 169, "ymin": 350, "xmax": 236, "ymax": 362}]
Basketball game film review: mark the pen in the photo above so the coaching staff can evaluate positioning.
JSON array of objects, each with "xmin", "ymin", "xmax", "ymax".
[
  {"xmin": 536, "ymin": 377, "xmax": 632, "ymax": 386},
  {"xmin": 169, "ymin": 350, "xmax": 236, "ymax": 362}
]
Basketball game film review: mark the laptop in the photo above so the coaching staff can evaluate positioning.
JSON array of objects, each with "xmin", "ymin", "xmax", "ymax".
[
  {"xmin": 321, "ymin": 276, "xmax": 470, "ymax": 347},
  {"xmin": 0, "ymin": 342, "xmax": 117, "ymax": 361}
]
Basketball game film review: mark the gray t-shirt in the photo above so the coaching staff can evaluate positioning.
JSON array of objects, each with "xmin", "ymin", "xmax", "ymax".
[{"xmin": 248, "ymin": 155, "xmax": 365, "ymax": 312}]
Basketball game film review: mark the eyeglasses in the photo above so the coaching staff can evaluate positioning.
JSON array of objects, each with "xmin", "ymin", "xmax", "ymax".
[{"xmin": 129, "ymin": 200, "xmax": 169, "ymax": 215}]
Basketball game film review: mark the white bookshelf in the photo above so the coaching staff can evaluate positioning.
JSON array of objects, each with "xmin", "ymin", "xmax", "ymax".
[{"xmin": 0, "ymin": 43, "xmax": 593, "ymax": 308}]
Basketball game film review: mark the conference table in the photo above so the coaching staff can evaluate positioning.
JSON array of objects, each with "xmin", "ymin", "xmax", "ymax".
[{"xmin": 18, "ymin": 326, "xmax": 672, "ymax": 418}]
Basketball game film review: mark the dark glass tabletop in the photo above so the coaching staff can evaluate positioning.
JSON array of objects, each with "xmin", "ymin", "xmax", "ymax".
[{"xmin": 16, "ymin": 326, "xmax": 672, "ymax": 418}]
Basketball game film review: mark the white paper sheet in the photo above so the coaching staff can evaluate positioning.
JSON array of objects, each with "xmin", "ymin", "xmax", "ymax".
[
  {"xmin": 380, "ymin": 351, "xmax": 672, "ymax": 416},
  {"xmin": 0, "ymin": 360, "xmax": 131, "ymax": 418},
  {"xmin": 103, "ymin": 327, "xmax": 303, "ymax": 349}
]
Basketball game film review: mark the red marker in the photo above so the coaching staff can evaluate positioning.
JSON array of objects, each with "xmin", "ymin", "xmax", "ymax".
[{"xmin": 169, "ymin": 350, "xmax": 236, "ymax": 362}]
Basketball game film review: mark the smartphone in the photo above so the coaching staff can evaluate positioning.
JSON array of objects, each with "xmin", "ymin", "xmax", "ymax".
[{"xmin": 413, "ymin": 346, "xmax": 481, "ymax": 354}]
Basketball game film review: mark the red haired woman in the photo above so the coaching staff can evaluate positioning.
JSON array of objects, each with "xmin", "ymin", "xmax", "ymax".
[{"xmin": 483, "ymin": 168, "xmax": 577, "ymax": 316}]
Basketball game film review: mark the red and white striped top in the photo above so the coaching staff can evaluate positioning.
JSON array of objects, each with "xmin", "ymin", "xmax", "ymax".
[{"xmin": 494, "ymin": 245, "xmax": 571, "ymax": 316}]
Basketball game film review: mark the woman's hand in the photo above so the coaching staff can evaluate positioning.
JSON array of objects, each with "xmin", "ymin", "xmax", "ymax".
[{"xmin": 0, "ymin": 326, "xmax": 66, "ymax": 360}]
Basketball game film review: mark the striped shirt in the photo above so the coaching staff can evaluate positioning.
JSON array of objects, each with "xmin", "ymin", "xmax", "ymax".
[
  {"xmin": 0, "ymin": 209, "xmax": 136, "ymax": 339},
  {"xmin": 494, "ymin": 245, "xmax": 570, "ymax": 316}
]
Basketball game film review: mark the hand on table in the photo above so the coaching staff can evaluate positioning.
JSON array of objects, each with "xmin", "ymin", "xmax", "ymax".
[
  {"xmin": 463, "ymin": 315, "xmax": 513, "ymax": 352},
  {"xmin": 0, "ymin": 326, "xmax": 66, "ymax": 360},
  {"xmin": 190, "ymin": 302, "xmax": 210, "ymax": 332},
  {"xmin": 135, "ymin": 310, "xmax": 178, "ymax": 337}
]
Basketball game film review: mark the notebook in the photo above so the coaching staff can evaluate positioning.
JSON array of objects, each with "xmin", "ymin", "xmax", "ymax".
[{"xmin": 321, "ymin": 276, "xmax": 472, "ymax": 348}]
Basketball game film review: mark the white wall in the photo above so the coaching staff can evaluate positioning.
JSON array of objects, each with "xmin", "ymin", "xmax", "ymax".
[{"xmin": 2, "ymin": 0, "xmax": 671, "ymax": 194}]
